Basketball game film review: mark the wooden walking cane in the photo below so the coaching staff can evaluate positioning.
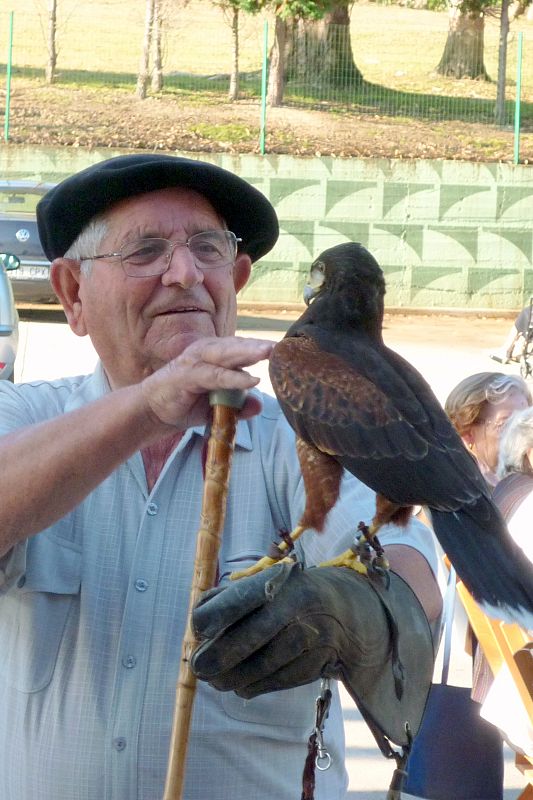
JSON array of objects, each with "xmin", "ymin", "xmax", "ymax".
[{"xmin": 163, "ymin": 388, "xmax": 246, "ymax": 800}]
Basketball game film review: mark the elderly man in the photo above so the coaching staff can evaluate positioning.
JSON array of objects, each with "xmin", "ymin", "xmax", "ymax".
[{"xmin": 0, "ymin": 154, "xmax": 440, "ymax": 800}]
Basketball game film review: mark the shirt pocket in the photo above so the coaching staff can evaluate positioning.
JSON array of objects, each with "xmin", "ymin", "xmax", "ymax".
[
  {"xmin": 0, "ymin": 536, "xmax": 81, "ymax": 693},
  {"xmin": 221, "ymin": 682, "xmax": 317, "ymax": 732},
  {"xmin": 218, "ymin": 548, "xmax": 272, "ymax": 583}
]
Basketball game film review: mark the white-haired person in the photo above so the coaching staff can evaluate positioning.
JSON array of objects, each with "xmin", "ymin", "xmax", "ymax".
[
  {"xmin": 445, "ymin": 372, "xmax": 532, "ymax": 488},
  {"xmin": 445, "ymin": 372, "xmax": 531, "ymax": 701},
  {"xmin": 493, "ymin": 403, "xmax": 533, "ymax": 563},
  {"xmin": 402, "ymin": 372, "xmax": 531, "ymax": 800},
  {"xmin": 480, "ymin": 406, "xmax": 533, "ymax": 756}
]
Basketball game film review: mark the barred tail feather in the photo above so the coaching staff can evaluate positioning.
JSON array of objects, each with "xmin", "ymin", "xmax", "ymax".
[{"xmin": 430, "ymin": 497, "xmax": 533, "ymax": 630}]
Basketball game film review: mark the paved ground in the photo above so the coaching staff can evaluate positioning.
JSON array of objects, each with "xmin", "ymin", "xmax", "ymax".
[
  {"xmin": 13, "ymin": 307, "xmax": 530, "ymax": 799},
  {"xmin": 15, "ymin": 306, "xmax": 522, "ymax": 402}
]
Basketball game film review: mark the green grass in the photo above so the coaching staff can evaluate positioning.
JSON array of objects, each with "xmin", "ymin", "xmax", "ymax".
[
  {"xmin": 2, "ymin": 0, "xmax": 533, "ymax": 127},
  {"xmin": 189, "ymin": 122, "xmax": 258, "ymax": 143},
  {"xmin": 282, "ymin": 81, "xmax": 521, "ymax": 125}
]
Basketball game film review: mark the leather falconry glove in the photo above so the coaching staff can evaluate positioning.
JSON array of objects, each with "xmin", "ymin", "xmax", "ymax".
[{"xmin": 191, "ymin": 561, "xmax": 434, "ymax": 748}]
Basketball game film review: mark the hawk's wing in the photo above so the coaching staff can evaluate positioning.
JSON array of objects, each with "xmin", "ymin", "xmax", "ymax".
[{"xmin": 269, "ymin": 332, "xmax": 484, "ymax": 509}]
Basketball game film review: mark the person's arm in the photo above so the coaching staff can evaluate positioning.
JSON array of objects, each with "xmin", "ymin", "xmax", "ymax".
[
  {"xmin": 384, "ymin": 544, "xmax": 443, "ymax": 623},
  {"xmin": 0, "ymin": 336, "xmax": 273, "ymax": 557}
]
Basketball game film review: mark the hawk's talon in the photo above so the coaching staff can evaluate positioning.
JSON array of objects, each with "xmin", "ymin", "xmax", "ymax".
[
  {"xmin": 231, "ymin": 526, "xmax": 304, "ymax": 580},
  {"xmin": 267, "ymin": 542, "xmax": 286, "ymax": 560},
  {"xmin": 352, "ymin": 538, "xmax": 372, "ymax": 565},
  {"xmin": 279, "ymin": 528, "xmax": 295, "ymax": 552},
  {"xmin": 319, "ymin": 524, "xmax": 391, "ymax": 577},
  {"xmin": 230, "ymin": 554, "xmax": 295, "ymax": 581},
  {"xmin": 318, "ymin": 548, "xmax": 369, "ymax": 575},
  {"xmin": 373, "ymin": 553, "xmax": 390, "ymax": 570},
  {"xmin": 369, "ymin": 563, "xmax": 391, "ymax": 588}
]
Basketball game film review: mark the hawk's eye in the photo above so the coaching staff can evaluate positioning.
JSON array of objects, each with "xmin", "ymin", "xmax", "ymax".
[{"xmin": 308, "ymin": 260, "xmax": 326, "ymax": 289}]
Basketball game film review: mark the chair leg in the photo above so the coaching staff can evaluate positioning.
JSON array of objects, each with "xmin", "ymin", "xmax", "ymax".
[{"xmin": 515, "ymin": 752, "xmax": 533, "ymax": 800}]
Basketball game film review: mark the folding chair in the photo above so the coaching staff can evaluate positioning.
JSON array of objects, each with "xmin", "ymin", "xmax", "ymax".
[{"xmin": 455, "ymin": 579, "xmax": 533, "ymax": 800}]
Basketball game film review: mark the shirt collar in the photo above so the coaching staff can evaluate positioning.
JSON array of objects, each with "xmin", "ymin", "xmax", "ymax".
[{"xmin": 63, "ymin": 361, "xmax": 110, "ymax": 413}]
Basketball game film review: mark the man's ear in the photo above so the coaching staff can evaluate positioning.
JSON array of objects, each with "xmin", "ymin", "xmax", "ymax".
[
  {"xmin": 50, "ymin": 258, "xmax": 88, "ymax": 336},
  {"xmin": 233, "ymin": 253, "xmax": 252, "ymax": 293}
]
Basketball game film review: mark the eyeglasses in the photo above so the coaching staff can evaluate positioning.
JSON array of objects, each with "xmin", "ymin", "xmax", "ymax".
[{"xmin": 79, "ymin": 230, "xmax": 242, "ymax": 277}]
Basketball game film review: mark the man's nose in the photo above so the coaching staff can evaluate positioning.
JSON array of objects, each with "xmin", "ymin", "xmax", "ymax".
[{"xmin": 161, "ymin": 243, "xmax": 203, "ymax": 289}]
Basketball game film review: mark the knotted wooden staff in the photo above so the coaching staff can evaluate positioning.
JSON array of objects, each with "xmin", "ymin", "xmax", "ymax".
[{"xmin": 163, "ymin": 388, "xmax": 246, "ymax": 800}]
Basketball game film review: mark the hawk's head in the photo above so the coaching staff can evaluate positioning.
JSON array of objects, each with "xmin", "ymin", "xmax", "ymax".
[{"xmin": 304, "ymin": 243, "xmax": 386, "ymax": 332}]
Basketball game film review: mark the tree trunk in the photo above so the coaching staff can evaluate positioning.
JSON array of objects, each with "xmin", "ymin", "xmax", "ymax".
[
  {"xmin": 137, "ymin": 0, "xmax": 155, "ymax": 99},
  {"xmin": 267, "ymin": 16, "xmax": 287, "ymax": 107},
  {"xmin": 319, "ymin": 5, "xmax": 363, "ymax": 87},
  {"xmin": 436, "ymin": 1, "xmax": 489, "ymax": 80},
  {"xmin": 228, "ymin": 5, "xmax": 239, "ymax": 101},
  {"xmin": 495, "ymin": 0, "xmax": 509, "ymax": 125},
  {"xmin": 285, "ymin": 5, "xmax": 362, "ymax": 89},
  {"xmin": 45, "ymin": 0, "xmax": 57, "ymax": 85},
  {"xmin": 151, "ymin": 0, "xmax": 163, "ymax": 93}
]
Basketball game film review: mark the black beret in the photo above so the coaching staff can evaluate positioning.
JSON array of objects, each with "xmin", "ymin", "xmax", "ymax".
[{"xmin": 36, "ymin": 154, "xmax": 279, "ymax": 263}]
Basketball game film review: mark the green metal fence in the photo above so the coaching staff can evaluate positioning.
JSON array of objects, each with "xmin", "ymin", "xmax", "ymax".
[
  {"xmin": 2, "ymin": 0, "xmax": 533, "ymax": 136},
  {"xmin": 279, "ymin": 21, "xmax": 519, "ymax": 125}
]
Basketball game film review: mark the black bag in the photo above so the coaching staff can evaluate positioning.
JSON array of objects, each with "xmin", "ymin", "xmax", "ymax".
[{"xmin": 403, "ymin": 568, "xmax": 504, "ymax": 800}]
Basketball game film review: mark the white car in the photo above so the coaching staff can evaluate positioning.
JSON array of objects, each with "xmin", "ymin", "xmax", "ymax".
[{"xmin": 0, "ymin": 253, "xmax": 19, "ymax": 381}]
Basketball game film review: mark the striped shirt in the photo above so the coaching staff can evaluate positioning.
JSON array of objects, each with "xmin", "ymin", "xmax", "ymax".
[{"xmin": 0, "ymin": 363, "xmax": 438, "ymax": 800}]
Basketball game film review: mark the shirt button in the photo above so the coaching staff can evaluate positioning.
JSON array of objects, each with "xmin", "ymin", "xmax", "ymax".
[
  {"xmin": 122, "ymin": 655, "xmax": 137, "ymax": 669},
  {"xmin": 147, "ymin": 502, "xmax": 158, "ymax": 516},
  {"xmin": 135, "ymin": 578, "xmax": 149, "ymax": 592},
  {"xmin": 17, "ymin": 575, "xmax": 26, "ymax": 588},
  {"xmin": 113, "ymin": 737, "xmax": 127, "ymax": 751}
]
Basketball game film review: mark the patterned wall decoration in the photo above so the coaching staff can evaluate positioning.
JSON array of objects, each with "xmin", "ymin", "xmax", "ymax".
[
  {"xmin": 3, "ymin": 146, "xmax": 533, "ymax": 310},
  {"xmin": 237, "ymin": 156, "xmax": 533, "ymax": 311}
]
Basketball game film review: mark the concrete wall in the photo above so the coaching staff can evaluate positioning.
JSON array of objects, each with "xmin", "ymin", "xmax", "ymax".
[{"xmin": 3, "ymin": 145, "xmax": 533, "ymax": 311}]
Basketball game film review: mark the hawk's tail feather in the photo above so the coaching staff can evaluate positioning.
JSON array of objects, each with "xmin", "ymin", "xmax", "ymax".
[{"xmin": 430, "ymin": 497, "xmax": 533, "ymax": 630}]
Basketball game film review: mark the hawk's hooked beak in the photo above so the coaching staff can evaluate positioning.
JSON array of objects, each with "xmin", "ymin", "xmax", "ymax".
[{"xmin": 303, "ymin": 284, "xmax": 318, "ymax": 305}]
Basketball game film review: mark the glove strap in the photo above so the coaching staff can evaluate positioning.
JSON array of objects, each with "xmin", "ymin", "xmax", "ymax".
[
  {"xmin": 367, "ymin": 574, "xmax": 405, "ymax": 700},
  {"xmin": 301, "ymin": 678, "xmax": 332, "ymax": 800},
  {"xmin": 386, "ymin": 743, "xmax": 410, "ymax": 800}
]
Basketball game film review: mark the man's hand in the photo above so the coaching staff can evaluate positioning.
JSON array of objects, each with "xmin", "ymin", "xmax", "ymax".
[
  {"xmin": 141, "ymin": 336, "xmax": 274, "ymax": 430},
  {"xmin": 191, "ymin": 561, "xmax": 434, "ymax": 747},
  {"xmin": 0, "ymin": 335, "xmax": 273, "ymax": 554}
]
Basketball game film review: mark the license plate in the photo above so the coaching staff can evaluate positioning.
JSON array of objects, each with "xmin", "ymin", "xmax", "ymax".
[{"xmin": 11, "ymin": 265, "xmax": 50, "ymax": 281}]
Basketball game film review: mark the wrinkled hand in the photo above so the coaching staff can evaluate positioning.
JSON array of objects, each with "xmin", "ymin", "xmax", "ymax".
[{"xmin": 141, "ymin": 336, "xmax": 274, "ymax": 430}]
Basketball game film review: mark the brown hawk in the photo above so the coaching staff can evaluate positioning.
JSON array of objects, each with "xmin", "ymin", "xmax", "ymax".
[{"xmin": 238, "ymin": 243, "xmax": 533, "ymax": 629}]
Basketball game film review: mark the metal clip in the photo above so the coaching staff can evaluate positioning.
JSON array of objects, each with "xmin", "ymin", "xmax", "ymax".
[{"xmin": 314, "ymin": 678, "xmax": 332, "ymax": 771}]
